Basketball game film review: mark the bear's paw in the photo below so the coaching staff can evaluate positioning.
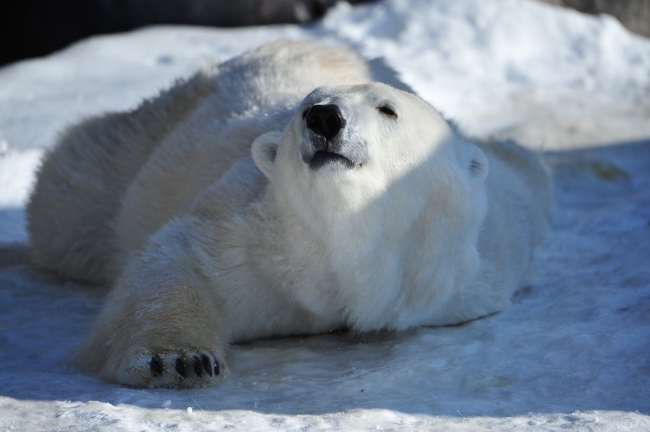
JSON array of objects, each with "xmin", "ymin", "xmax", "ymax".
[{"xmin": 117, "ymin": 348, "xmax": 226, "ymax": 388}]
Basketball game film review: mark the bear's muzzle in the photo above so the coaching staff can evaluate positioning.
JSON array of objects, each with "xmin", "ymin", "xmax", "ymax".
[{"xmin": 301, "ymin": 104, "xmax": 366, "ymax": 171}]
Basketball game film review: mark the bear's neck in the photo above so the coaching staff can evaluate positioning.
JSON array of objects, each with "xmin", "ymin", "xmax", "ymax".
[
  {"xmin": 242, "ymin": 187, "xmax": 427, "ymax": 331},
  {"xmin": 246, "ymin": 180, "xmax": 484, "ymax": 332}
]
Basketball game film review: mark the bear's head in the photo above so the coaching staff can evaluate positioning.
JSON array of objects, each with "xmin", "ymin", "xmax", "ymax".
[
  {"xmin": 252, "ymin": 83, "xmax": 491, "ymax": 328},
  {"xmin": 252, "ymin": 83, "xmax": 489, "ymax": 243}
]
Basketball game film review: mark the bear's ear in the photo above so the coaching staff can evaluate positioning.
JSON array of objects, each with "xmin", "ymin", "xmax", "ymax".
[
  {"xmin": 252, "ymin": 131, "xmax": 283, "ymax": 179},
  {"xmin": 468, "ymin": 145, "xmax": 489, "ymax": 182}
]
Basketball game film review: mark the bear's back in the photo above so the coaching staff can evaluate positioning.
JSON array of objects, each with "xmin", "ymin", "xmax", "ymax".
[
  {"xmin": 112, "ymin": 41, "xmax": 379, "ymax": 272},
  {"xmin": 28, "ymin": 41, "xmax": 381, "ymax": 285}
]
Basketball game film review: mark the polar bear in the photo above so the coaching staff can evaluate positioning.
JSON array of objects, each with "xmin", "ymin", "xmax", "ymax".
[{"xmin": 28, "ymin": 41, "xmax": 551, "ymax": 388}]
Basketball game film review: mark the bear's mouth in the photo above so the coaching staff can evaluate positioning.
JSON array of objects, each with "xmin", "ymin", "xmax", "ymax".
[{"xmin": 309, "ymin": 151, "xmax": 355, "ymax": 170}]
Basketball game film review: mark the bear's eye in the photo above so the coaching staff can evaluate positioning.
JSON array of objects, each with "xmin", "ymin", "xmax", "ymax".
[{"xmin": 378, "ymin": 105, "xmax": 397, "ymax": 118}]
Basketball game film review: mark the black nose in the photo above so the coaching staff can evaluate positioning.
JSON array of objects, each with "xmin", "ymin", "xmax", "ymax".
[{"xmin": 305, "ymin": 104, "xmax": 345, "ymax": 140}]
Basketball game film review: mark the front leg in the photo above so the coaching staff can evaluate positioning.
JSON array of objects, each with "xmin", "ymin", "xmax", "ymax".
[{"xmin": 71, "ymin": 228, "xmax": 228, "ymax": 388}]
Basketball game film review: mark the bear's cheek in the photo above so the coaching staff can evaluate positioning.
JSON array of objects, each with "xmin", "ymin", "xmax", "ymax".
[{"xmin": 277, "ymin": 128, "xmax": 309, "ymax": 171}]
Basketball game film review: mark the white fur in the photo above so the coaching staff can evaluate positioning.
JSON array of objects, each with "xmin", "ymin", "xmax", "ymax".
[{"xmin": 27, "ymin": 41, "xmax": 551, "ymax": 388}]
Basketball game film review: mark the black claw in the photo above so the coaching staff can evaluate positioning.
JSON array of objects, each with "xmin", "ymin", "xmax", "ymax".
[
  {"xmin": 201, "ymin": 354, "xmax": 213, "ymax": 377},
  {"xmin": 192, "ymin": 355, "xmax": 204, "ymax": 377},
  {"xmin": 175, "ymin": 357, "xmax": 187, "ymax": 378},
  {"xmin": 149, "ymin": 355, "xmax": 163, "ymax": 377},
  {"xmin": 214, "ymin": 361, "xmax": 220, "ymax": 376}
]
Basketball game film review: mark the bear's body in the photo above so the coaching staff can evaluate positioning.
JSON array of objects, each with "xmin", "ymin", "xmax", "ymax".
[{"xmin": 28, "ymin": 41, "xmax": 551, "ymax": 388}]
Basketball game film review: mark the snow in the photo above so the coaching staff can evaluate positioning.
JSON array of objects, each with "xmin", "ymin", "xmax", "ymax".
[
  {"xmin": 1, "ymin": 0, "xmax": 649, "ymax": 430},
  {"xmin": 0, "ymin": 146, "xmax": 41, "ymax": 244}
]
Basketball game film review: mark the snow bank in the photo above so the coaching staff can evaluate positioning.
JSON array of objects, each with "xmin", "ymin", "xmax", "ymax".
[
  {"xmin": 322, "ymin": 0, "xmax": 650, "ymax": 146},
  {"xmin": 0, "ymin": 0, "xmax": 649, "ymax": 430}
]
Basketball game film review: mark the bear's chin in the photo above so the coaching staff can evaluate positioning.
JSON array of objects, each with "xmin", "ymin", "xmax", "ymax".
[{"xmin": 309, "ymin": 151, "xmax": 355, "ymax": 171}]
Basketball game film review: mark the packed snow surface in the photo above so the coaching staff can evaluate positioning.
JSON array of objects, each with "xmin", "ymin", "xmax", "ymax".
[{"xmin": 1, "ymin": 0, "xmax": 649, "ymax": 430}]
